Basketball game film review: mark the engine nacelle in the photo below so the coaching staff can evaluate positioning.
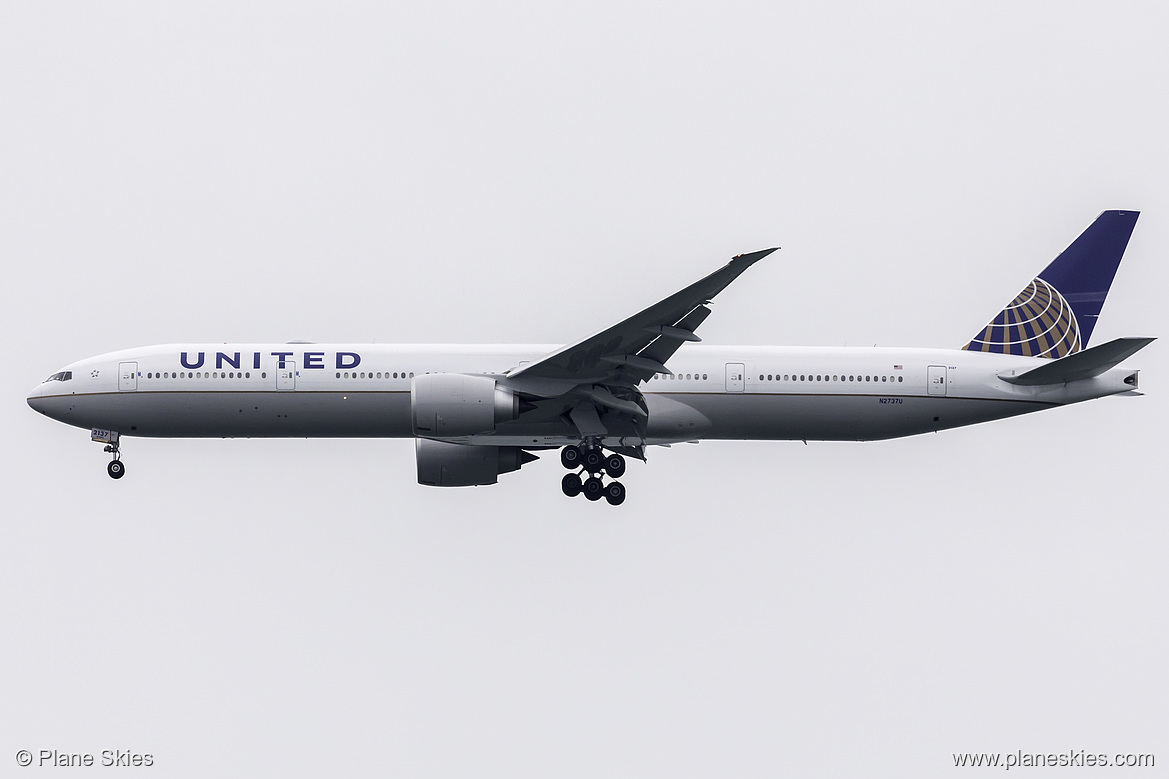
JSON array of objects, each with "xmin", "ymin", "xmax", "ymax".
[
  {"xmin": 411, "ymin": 373, "xmax": 519, "ymax": 437},
  {"xmin": 415, "ymin": 438, "xmax": 538, "ymax": 487}
]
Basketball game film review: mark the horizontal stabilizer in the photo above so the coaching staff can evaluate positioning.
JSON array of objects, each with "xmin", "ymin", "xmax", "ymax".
[{"xmin": 999, "ymin": 337, "xmax": 1154, "ymax": 386}]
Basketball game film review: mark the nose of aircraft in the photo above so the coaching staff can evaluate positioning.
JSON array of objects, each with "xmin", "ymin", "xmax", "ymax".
[
  {"xmin": 27, "ymin": 379, "xmax": 52, "ymax": 413},
  {"xmin": 27, "ymin": 373, "xmax": 72, "ymax": 419}
]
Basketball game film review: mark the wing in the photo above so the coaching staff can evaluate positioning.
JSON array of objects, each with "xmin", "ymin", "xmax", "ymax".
[
  {"xmin": 499, "ymin": 247, "xmax": 777, "ymax": 458},
  {"xmin": 507, "ymin": 247, "xmax": 777, "ymax": 394}
]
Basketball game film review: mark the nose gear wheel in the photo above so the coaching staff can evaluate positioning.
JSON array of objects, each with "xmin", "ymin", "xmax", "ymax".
[{"xmin": 102, "ymin": 438, "xmax": 125, "ymax": 480}]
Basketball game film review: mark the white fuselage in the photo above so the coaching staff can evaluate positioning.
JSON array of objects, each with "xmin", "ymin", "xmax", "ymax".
[{"xmin": 26, "ymin": 342, "xmax": 1137, "ymax": 447}]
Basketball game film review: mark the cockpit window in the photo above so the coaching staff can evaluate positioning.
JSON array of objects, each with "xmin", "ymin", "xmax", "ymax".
[{"xmin": 43, "ymin": 371, "xmax": 73, "ymax": 383}]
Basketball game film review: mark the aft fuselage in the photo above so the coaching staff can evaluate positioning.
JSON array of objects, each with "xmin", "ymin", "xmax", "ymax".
[{"xmin": 26, "ymin": 343, "xmax": 1138, "ymax": 446}]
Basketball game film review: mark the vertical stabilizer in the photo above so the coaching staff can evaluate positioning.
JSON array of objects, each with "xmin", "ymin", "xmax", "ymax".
[{"xmin": 963, "ymin": 210, "xmax": 1139, "ymax": 358}]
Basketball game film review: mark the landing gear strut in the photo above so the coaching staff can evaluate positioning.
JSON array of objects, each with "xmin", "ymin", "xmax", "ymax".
[
  {"xmin": 560, "ymin": 444, "xmax": 626, "ymax": 506},
  {"xmin": 95, "ymin": 430, "xmax": 125, "ymax": 479}
]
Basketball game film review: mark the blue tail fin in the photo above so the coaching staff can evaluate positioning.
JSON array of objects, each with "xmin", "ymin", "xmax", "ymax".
[{"xmin": 963, "ymin": 210, "xmax": 1139, "ymax": 358}]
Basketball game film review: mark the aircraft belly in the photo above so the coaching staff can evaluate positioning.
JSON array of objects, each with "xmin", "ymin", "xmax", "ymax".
[
  {"xmin": 655, "ymin": 392, "xmax": 1050, "ymax": 442},
  {"xmin": 57, "ymin": 391, "xmax": 413, "ymax": 438}
]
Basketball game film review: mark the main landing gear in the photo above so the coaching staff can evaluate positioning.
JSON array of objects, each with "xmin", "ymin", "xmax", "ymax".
[{"xmin": 560, "ymin": 445, "xmax": 626, "ymax": 506}]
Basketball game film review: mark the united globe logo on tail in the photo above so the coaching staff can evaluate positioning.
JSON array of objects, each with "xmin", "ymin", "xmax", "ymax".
[
  {"xmin": 963, "ymin": 277, "xmax": 1081, "ymax": 358},
  {"xmin": 961, "ymin": 210, "xmax": 1138, "ymax": 360}
]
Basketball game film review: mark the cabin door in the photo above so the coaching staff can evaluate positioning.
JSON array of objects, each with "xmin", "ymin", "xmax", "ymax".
[
  {"xmin": 725, "ymin": 362, "xmax": 745, "ymax": 393},
  {"xmin": 277, "ymin": 361, "xmax": 297, "ymax": 391},
  {"xmin": 118, "ymin": 362, "xmax": 138, "ymax": 391},
  {"xmin": 927, "ymin": 365, "xmax": 947, "ymax": 396}
]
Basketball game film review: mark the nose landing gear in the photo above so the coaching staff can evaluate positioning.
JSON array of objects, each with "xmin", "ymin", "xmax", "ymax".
[
  {"xmin": 93, "ymin": 429, "xmax": 125, "ymax": 479},
  {"xmin": 106, "ymin": 456, "xmax": 125, "ymax": 479},
  {"xmin": 559, "ymin": 444, "xmax": 627, "ymax": 506}
]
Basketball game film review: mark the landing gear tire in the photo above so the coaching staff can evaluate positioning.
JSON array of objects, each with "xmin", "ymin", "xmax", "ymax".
[
  {"xmin": 561, "ymin": 472, "xmax": 582, "ymax": 497},
  {"xmin": 604, "ymin": 454, "xmax": 626, "ymax": 479},
  {"xmin": 107, "ymin": 460, "xmax": 126, "ymax": 480},
  {"xmin": 604, "ymin": 480, "xmax": 626, "ymax": 506},
  {"xmin": 561, "ymin": 446, "xmax": 583, "ymax": 470},
  {"xmin": 583, "ymin": 476, "xmax": 604, "ymax": 501},
  {"xmin": 583, "ymin": 448, "xmax": 604, "ymax": 473}
]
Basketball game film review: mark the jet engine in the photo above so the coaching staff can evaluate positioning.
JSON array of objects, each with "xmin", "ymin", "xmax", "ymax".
[
  {"xmin": 411, "ymin": 373, "xmax": 520, "ymax": 437},
  {"xmin": 415, "ymin": 438, "xmax": 538, "ymax": 487}
]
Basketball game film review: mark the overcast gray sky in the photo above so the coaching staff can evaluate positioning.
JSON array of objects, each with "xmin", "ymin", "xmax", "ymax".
[{"xmin": 2, "ymin": 1, "xmax": 1166, "ymax": 776}]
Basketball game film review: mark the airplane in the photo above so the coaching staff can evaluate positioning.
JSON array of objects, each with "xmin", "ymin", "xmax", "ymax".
[{"xmin": 27, "ymin": 210, "xmax": 1152, "ymax": 506}]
